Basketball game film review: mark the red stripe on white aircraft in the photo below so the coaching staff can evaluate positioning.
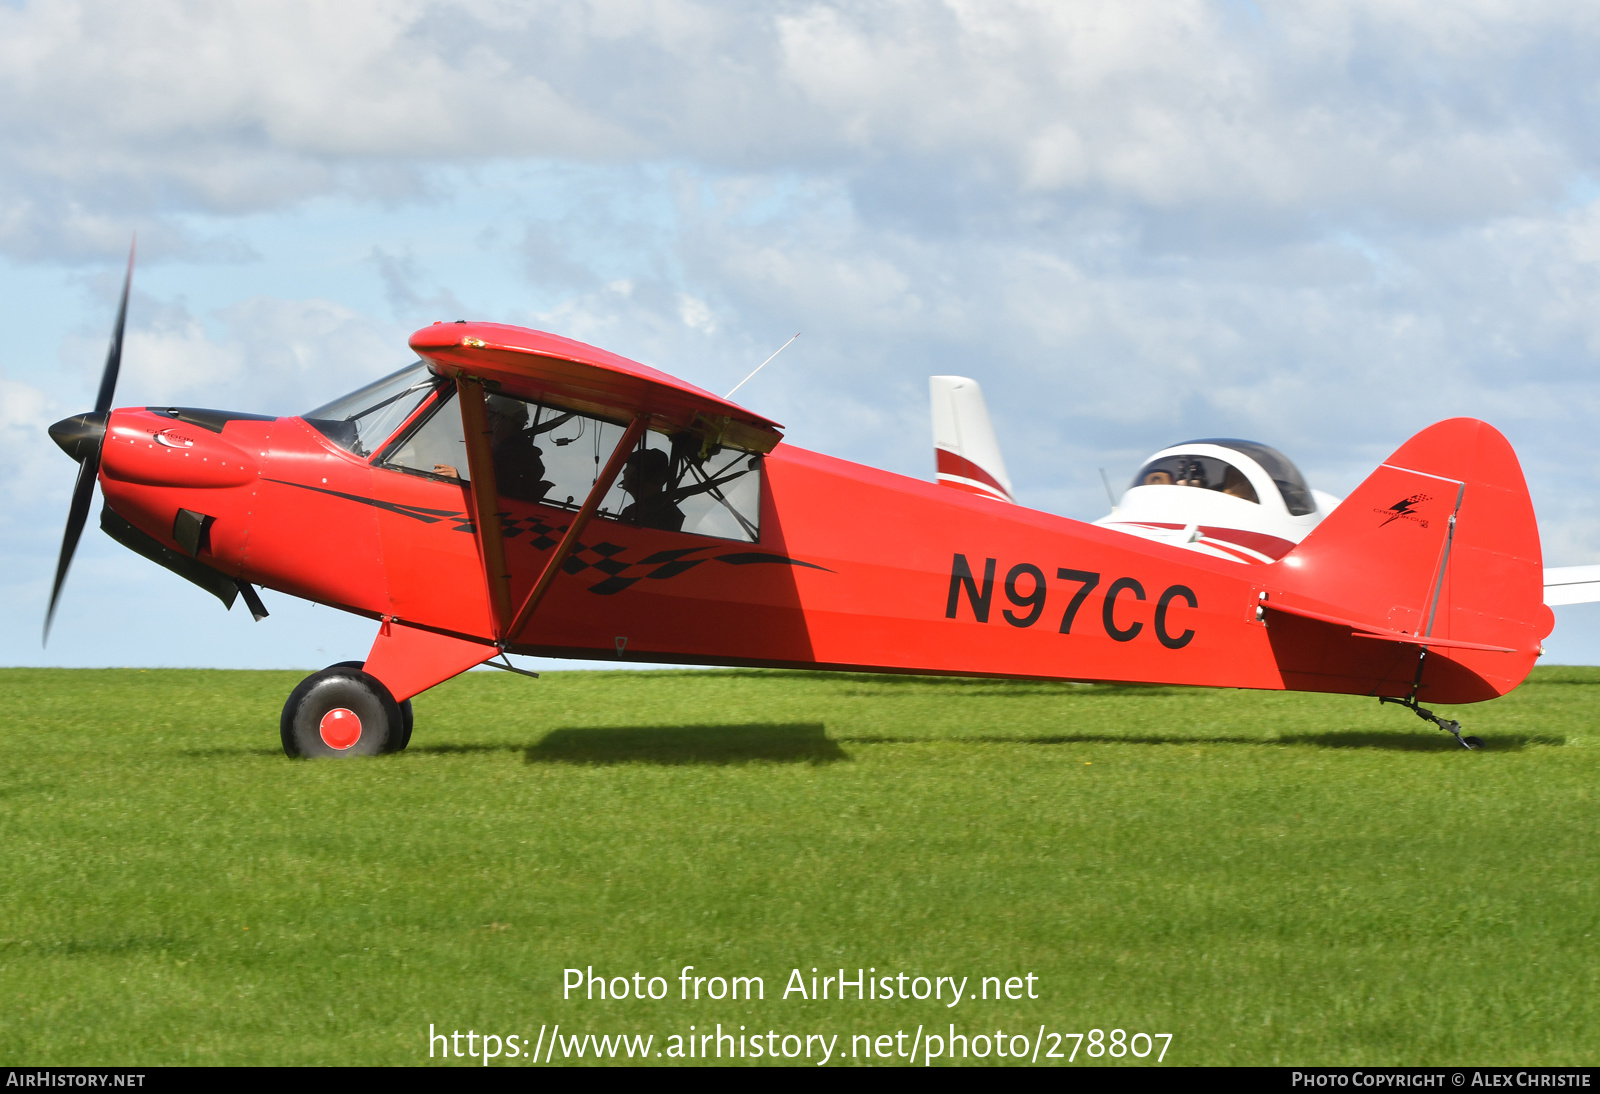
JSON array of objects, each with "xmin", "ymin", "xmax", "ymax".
[
  {"xmin": 1196, "ymin": 538, "xmax": 1275, "ymax": 564},
  {"xmin": 1200, "ymin": 526, "xmax": 1295, "ymax": 560},
  {"xmin": 935, "ymin": 448, "xmax": 1012, "ymax": 500},
  {"xmin": 937, "ymin": 474, "xmax": 1011, "ymax": 503},
  {"xmin": 1121, "ymin": 521, "xmax": 1295, "ymax": 562}
]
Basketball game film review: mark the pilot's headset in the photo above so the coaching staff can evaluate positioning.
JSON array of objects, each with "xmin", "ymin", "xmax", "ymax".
[{"xmin": 485, "ymin": 394, "xmax": 530, "ymax": 434}]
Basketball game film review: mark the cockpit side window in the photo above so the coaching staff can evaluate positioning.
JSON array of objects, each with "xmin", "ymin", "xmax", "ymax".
[
  {"xmin": 597, "ymin": 430, "xmax": 763, "ymax": 542},
  {"xmin": 1182, "ymin": 439, "xmax": 1317, "ymax": 516},
  {"xmin": 380, "ymin": 388, "xmax": 471, "ymax": 484},
  {"xmin": 376, "ymin": 389, "xmax": 763, "ymax": 543},
  {"xmin": 1132, "ymin": 454, "xmax": 1259, "ymax": 503},
  {"xmin": 302, "ymin": 362, "xmax": 445, "ymax": 458}
]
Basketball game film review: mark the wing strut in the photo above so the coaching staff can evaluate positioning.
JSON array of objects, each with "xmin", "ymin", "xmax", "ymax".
[
  {"xmin": 457, "ymin": 377, "xmax": 515, "ymax": 633},
  {"xmin": 504, "ymin": 415, "xmax": 648, "ymax": 644}
]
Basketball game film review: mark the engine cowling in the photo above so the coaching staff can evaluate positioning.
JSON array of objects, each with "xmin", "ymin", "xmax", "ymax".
[{"xmin": 100, "ymin": 411, "xmax": 260, "ymax": 489}]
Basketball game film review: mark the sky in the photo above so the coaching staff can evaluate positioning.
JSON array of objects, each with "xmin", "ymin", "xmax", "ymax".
[{"xmin": 6, "ymin": 0, "xmax": 1600, "ymax": 671}]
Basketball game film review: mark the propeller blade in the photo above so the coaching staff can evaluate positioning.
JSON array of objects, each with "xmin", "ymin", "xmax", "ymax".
[
  {"xmin": 43, "ymin": 452, "xmax": 99, "ymax": 645},
  {"xmin": 95, "ymin": 237, "xmax": 135, "ymax": 414},
  {"xmin": 43, "ymin": 236, "xmax": 135, "ymax": 645}
]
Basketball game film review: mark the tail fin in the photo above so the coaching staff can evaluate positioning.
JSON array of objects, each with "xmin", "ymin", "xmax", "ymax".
[
  {"xmin": 1264, "ymin": 418, "xmax": 1551, "ymax": 703},
  {"xmin": 930, "ymin": 376, "xmax": 1014, "ymax": 503}
]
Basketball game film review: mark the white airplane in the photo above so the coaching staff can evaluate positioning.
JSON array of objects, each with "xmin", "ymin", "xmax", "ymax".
[{"xmin": 929, "ymin": 375, "xmax": 1600, "ymax": 607}]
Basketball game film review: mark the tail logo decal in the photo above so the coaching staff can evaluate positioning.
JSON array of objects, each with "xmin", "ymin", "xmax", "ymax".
[{"xmin": 1377, "ymin": 493, "xmax": 1432, "ymax": 528}]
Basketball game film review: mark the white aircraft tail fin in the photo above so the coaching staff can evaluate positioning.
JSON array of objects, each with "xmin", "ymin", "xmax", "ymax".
[{"xmin": 930, "ymin": 375, "xmax": 1015, "ymax": 503}]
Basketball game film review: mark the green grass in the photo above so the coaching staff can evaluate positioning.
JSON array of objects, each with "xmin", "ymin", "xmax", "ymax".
[{"xmin": 0, "ymin": 665, "xmax": 1595, "ymax": 1066}]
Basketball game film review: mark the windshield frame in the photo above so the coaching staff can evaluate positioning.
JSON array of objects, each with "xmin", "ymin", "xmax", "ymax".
[{"xmin": 301, "ymin": 362, "xmax": 449, "ymax": 460}]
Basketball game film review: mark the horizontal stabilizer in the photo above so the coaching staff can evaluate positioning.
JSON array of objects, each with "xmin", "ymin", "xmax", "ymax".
[
  {"xmin": 1544, "ymin": 564, "xmax": 1600, "ymax": 606},
  {"xmin": 1263, "ymin": 601, "xmax": 1516, "ymax": 653}
]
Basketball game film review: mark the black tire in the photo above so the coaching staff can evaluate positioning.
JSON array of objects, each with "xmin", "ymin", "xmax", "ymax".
[
  {"xmin": 1462, "ymin": 735, "xmax": 1484, "ymax": 750},
  {"xmin": 281, "ymin": 666, "xmax": 402, "ymax": 758},
  {"xmin": 397, "ymin": 698, "xmax": 414, "ymax": 751},
  {"xmin": 327, "ymin": 661, "xmax": 413, "ymax": 752}
]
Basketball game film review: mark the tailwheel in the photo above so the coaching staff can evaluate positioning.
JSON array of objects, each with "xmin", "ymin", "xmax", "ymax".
[
  {"xmin": 1379, "ymin": 695, "xmax": 1480, "ymax": 750},
  {"xmin": 281, "ymin": 664, "xmax": 404, "ymax": 758}
]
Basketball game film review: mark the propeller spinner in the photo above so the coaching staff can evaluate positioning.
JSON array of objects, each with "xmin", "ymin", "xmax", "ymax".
[{"xmin": 43, "ymin": 239, "xmax": 134, "ymax": 645}]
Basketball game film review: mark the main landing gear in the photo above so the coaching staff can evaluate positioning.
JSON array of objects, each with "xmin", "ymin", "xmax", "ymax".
[
  {"xmin": 280, "ymin": 661, "xmax": 414, "ymax": 758},
  {"xmin": 1379, "ymin": 695, "xmax": 1483, "ymax": 750}
]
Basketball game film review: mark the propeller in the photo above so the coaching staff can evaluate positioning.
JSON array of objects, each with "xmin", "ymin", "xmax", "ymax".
[{"xmin": 43, "ymin": 238, "xmax": 135, "ymax": 645}]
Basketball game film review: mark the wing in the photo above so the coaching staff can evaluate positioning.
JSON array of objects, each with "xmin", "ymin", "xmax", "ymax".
[
  {"xmin": 410, "ymin": 322, "xmax": 784, "ymax": 453},
  {"xmin": 1544, "ymin": 564, "xmax": 1600, "ymax": 606}
]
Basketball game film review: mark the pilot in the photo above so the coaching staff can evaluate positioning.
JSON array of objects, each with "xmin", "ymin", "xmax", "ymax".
[
  {"xmin": 1142, "ymin": 469, "xmax": 1174, "ymax": 486},
  {"xmin": 433, "ymin": 395, "xmax": 553, "ymax": 503},
  {"xmin": 619, "ymin": 447, "xmax": 685, "ymax": 532}
]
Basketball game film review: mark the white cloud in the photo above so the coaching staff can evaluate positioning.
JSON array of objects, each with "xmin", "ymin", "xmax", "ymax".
[
  {"xmin": 67, "ymin": 295, "xmax": 409, "ymax": 415},
  {"xmin": 677, "ymin": 293, "xmax": 716, "ymax": 333},
  {"xmin": 2, "ymin": 0, "xmax": 1599, "ymax": 255},
  {"xmin": 0, "ymin": 376, "xmax": 64, "ymax": 508}
]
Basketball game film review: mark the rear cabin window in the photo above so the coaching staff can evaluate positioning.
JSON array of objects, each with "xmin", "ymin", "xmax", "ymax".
[{"xmin": 379, "ymin": 392, "xmax": 762, "ymax": 543}]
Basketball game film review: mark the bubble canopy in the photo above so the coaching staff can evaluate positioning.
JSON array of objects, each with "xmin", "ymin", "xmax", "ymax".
[{"xmin": 1132, "ymin": 438, "xmax": 1317, "ymax": 516}]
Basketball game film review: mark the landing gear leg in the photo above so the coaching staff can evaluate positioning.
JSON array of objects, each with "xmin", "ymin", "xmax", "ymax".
[{"xmin": 1379, "ymin": 695, "xmax": 1482, "ymax": 750}]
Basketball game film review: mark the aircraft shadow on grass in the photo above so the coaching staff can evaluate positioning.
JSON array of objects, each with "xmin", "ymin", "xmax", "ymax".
[
  {"xmin": 412, "ymin": 725, "xmax": 1564, "ymax": 761},
  {"xmin": 1276, "ymin": 730, "xmax": 1563, "ymax": 752},
  {"xmin": 836, "ymin": 731, "xmax": 1564, "ymax": 752},
  {"xmin": 680, "ymin": 670, "xmax": 1179, "ymax": 698},
  {"xmin": 191, "ymin": 726, "xmax": 1563, "ymax": 761},
  {"xmin": 519, "ymin": 723, "xmax": 847, "ymax": 766}
]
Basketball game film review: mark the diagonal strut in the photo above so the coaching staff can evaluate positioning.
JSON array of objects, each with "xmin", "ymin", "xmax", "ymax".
[{"xmin": 504, "ymin": 415, "xmax": 647, "ymax": 644}]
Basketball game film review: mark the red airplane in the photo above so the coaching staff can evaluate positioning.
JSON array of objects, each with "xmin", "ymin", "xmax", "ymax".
[{"xmin": 46, "ymin": 251, "xmax": 1554, "ymax": 756}]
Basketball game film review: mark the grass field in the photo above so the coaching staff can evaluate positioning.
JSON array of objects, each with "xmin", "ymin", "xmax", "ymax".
[{"xmin": 0, "ymin": 665, "xmax": 1595, "ymax": 1067}]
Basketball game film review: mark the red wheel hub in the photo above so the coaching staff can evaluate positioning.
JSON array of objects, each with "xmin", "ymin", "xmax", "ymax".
[{"xmin": 319, "ymin": 707, "xmax": 362, "ymax": 750}]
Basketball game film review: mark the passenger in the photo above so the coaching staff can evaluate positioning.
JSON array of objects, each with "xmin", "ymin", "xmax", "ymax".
[
  {"xmin": 619, "ymin": 447, "xmax": 686, "ymax": 532},
  {"xmin": 432, "ymin": 395, "xmax": 554, "ymax": 503},
  {"xmin": 1142, "ymin": 470, "xmax": 1174, "ymax": 486},
  {"xmin": 1220, "ymin": 465, "xmax": 1258, "ymax": 502}
]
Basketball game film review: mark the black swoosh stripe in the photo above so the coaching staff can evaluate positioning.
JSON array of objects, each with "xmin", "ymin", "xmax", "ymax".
[
  {"xmin": 263, "ymin": 479, "xmax": 465, "ymax": 524},
  {"xmin": 714, "ymin": 552, "xmax": 833, "ymax": 571},
  {"xmin": 262, "ymin": 479, "xmax": 831, "ymax": 578}
]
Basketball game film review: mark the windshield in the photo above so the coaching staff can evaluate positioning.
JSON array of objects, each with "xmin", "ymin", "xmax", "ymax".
[
  {"xmin": 302, "ymin": 362, "xmax": 444, "ymax": 458},
  {"xmin": 1131, "ymin": 454, "xmax": 1259, "ymax": 503},
  {"xmin": 1182, "ymin": 439, "xmax": 1317, "ymax": 516}
]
